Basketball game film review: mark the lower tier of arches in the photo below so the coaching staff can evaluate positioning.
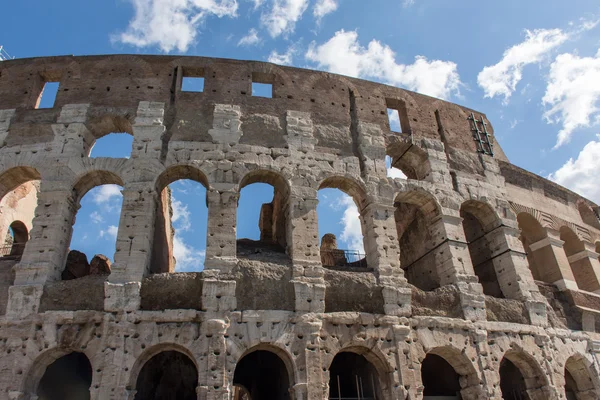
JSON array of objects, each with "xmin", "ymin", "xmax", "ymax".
[{"xmin": 4, "ymin": 310, "xmax": 600, "ymax": 400}]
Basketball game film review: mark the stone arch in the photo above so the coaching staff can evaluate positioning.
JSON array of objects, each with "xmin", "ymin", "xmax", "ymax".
[
  {"xmin": 72, "ymin": 170, "xmax": 124, "ymax": 204},
  {"xmin": 0, "ymin": 166, "xmax": 41, "ymax": 201},
  {"xmin": 559, "ymin": 225, "xmax": 599, "ymax": 292},
  {"xmin": 21, "ymin": 348, "xmax": 93, "ymax": 400},
  {"xmin": 577, "ymin": 201, "xmax": 600, "ymax": 230},
  {"xmin": 155, "ymin": 164, "xmax": 210, "ymax": 193},
  {"xmin": 84, "ymin": 114, "xmax": 135, "ymax": 157},
  {"xmin": 460, "ymin": 199, "xmax": 505, "ymax": 297},
  {"xmin": 318, "ymin": 175, "xmax": 368, "ymax": 211},
  {"xmin": 394, "ymin": 188, "xmax": 443, "ymax": 290},
  {"xmin": 5, "ymin": 220, "xmax": 28, "ymax": 256},
  {"xmin": 563, "ymin": 353, "xmax": 600, "ymax": 399},
  {"xmin": 238, "ymin": 169, "xmax": 291, "ymax": 253},
  {"xmin": 327, "ymin": 346, "xmax": 393, "ymax": 400},
  {"xmin": 305, "ymin": 73, "xmax": 362, "ymax": 100},
  {"xmin": 517, "ymin": 212, "xmax": 551, "ymax": 282},
  {"xmin": 248, "ymin": 60, "xmax": 294, "ymax": 87},
  {"xmin": 422, "ymin": 346, "xmax": 482, "ymax": 398},
  {"xmin": 500, "ymin": 348, "xmax": 549, "ymax": 400},
  {"xmin": 233, "ymin": 344, "xmax": 296, "ymax": 400},
  {"xmin": 127, "ymin": 343, "xmax": 199, "ymax": 391},
  {"xmin": 386, "ymin": 139, "xmax": 430, "ymax": 180}
]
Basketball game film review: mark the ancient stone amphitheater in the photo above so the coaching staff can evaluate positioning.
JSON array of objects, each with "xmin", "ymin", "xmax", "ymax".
[{"xmin": 0, "ymin": 54, "xmax": 599, "ymax": 400}]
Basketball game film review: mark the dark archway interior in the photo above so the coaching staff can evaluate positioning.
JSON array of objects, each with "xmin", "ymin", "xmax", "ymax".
[
  {"xmin": 565, "ymin": 369, "xmax": 578, "ymax": 400},
  {"xmin": 233, "ymin": 350, "xmax": 290, "ymax": 400},
  {"xmin": 461, "ymin": 210, "xmax": 504, "ymax": 298},
  {"xmin": 37, "ymin": 352, "xmax": 92, "ymax": 400},
  {"xmin": 8, "ymin": 221, "xmax": 28, "ymax": 256},
  {"xmin": 500, "ymin": 358, "xmax": 528, "ymax": 400},
  {"xmin": 421, "ymin": 353, "xmax": 461, "ymax": 397},
  {"xmin": 329, "ymin": 352, "xmax": 382, "ymax": 400},
  {"xmin": 134, "ymin": 351, "xmax": 198, "ymax": 400}
]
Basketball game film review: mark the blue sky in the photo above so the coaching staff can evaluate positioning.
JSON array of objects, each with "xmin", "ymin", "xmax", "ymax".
[{"xmin": 2, "ymin": 0, "xmax": 600, "ymax": 271}]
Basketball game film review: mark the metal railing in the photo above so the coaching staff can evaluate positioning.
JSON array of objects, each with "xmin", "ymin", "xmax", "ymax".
[
  {"xmin": 321, "ymin": 249, "xmax": 368, "ymax": 269},
  {"xmin": 0, "ymin": 243, "xmax": 26, "ymax": 259}
]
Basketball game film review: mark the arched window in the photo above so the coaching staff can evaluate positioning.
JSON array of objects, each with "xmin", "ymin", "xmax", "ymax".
[
  {"xmin": 89, "ymin": 133, "xmax": 134, "ymax": 158},
  {"xmin": 460, "ymin": 201, "xmax": 503, "ymax": 298},
  {"xmin": 134, "ymin": 350, "xmax": 198, "ymax": 400},
  {"xmin": 3, "ymin": 221, "xmax": 28, "ymax": 257},
  {"xmin": 233, "ymin": 350, "xmax": 291, "ymax": 400},
  {"xmin": 37, "ymin": 352, "xmax": 93, "ymax": 400},
  {"xmin": 153, "ymin": 167, "xmax": 209, "ymax": 273},
  {"xmin": 516, "ymin": 212, "xmax": 548, "ymax": 282},
  {"xmin": 237, "ymin": 170, "xmax": 289, "ymax": 258},
  {"xmin": 65, "ymin": 172, "xmax": 124, "ymax": 280},
  {"xmin": 317, "ymin": 177, "xmax": 368, "ymax": 269},
  {"xmin": 394, "ymin": 190, "xmax": 441, "ymax": 291},
  {"xmin": 329, "ymin": 352, "xmax": 384, "ymax": 400},
  {"xmin": 421, "ymin": 354, "xmax": 460, "ymax": 399},
  {"xmin": 564, "ymin": 355, "xmax": 598, "ymax": 400},
  {"xmin": 499, "ymin": 351, "xmax": 547, "ymax": 400},
  {"xmin": 560, "ymin": 226, "xmax": 599, "ymax": 292}
]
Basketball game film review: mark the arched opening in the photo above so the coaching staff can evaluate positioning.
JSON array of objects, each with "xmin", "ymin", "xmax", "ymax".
[
  {"xmin": 386, "ymin": 141, "xmax": 430, "ymax": 180},
  {"xmin": 89, "ymin": 133, "xmax": 134, "ymax": 158},
  {"xmin": 0, "ymin": 167, "xmax": 40, "ymax": 259},
  {"xmin": 385, "ymin": 155, "xmax": 407, "ymax": 180},
  {"xmin": 64, "ymin": 172, "xmax": 124, "ymax": 280},
  {"xmin": 421, "ymin": 354, "xmax": 460, "ymax": 399},
  {"xmin": 560, "ymin": 226, "xmax": 598, "ymax": 292},
  {"xmin": 233, "ymin": 350, "xmax": 291, "ymax": 400},
  {"xmin": 394, "ymin": 190, "xmax": 441, "ymax": 291},
  {"xmin": 4, "ymin": 221, "xmax": 28, "ymax": 257},
  {"xmin": 577, "ymin": 202, "xmax": 600, "ymax": 230},
  {"xmin": 134, "ymin": 350, "xmax": 198, "ymax": 400},
  {"xmin": 460, "ymin": 201, "xmax": 504, "ymax": 298},
  {"xmin": 564, "ymin": 355, "xmax": 598, "ymax": 400},
  {"xmin": 36, "ymin": 352, "xmax": 92, "ymax": 400},
  {"xmin": 499, "ymin": 351, "xmax": 547, "ymax": 400},
  {"xmin": 153, "ymin": 166, "xmax": 209, "ymax": 273},
  {"xmin": 516, "ymin": 213, "xmax": 549, "ymax": 283},
  {"xmin": 318, "ymin": 177, "xmax": 368, "ymax": 269},
  {"xmin": 236, "ymin": 170, "xmax": 289, "ymax": 259},
  {"xmin": 329, "ymin": 352, "xmax": 383, "ymax": 400}
]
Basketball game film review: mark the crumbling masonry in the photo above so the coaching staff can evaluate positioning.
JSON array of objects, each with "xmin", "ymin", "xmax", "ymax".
[{"xmin": 0, "ymin": 55, "xmax": 599, "ymax": 400}]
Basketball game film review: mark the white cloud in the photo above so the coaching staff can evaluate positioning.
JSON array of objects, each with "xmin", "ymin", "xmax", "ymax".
[
  {"xmin": 173, "ymin": 236, "xmax": 205, "ymax": 271},
  {"xmin": 91, "ymin": 185, "xmax": 122, "ymax": 205},
  {"xmin": 542, "ymin": 49, "xmax": 600, "ymax": 148},
  {"xmin": 313, "ymin": 0, "xmax": 337, "ymax": 21},
  {"xmin": 248, "ymin": 0, "xmax": 264, "ymax": 9},
  {"xmin": 306, "ymin": 30, "xmax": 461, "ymax": 100},
  {"xmin": 548, "ymin": 135, "xmax": 600, "ymax": 203},
  {"xmin": 90, "ymin": 211, "xmax": 104, "ymax": 224},
  {"xmin": 99, "ymin": 225, "xmax": 119, "ymax": 240},
  {"xmin": 261, "ymin": 0, "xmax": 309, "ymax": 38},
  {"xmin": 338, "ymin": 195, "xmax": 365, "ymax": 253},
  {"xmin": 116, "ymin": 0, "xmax": 238, "ymax": 52},
  {"xmin": 172, "ymin": 197, "xmax": 192, "ymax": 232},
  {"xmin": 238, "ymin": 28, "xmax": 261, "ymax": 46},
  {"xmin": 477, "ymin": 28, "xmax": 568, "ymax": 102},
  {"xmin": 268, "ymin": 45, "xmax": 297, "ymax": 65}
]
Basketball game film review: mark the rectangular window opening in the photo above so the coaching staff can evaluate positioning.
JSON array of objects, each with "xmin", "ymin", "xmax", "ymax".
[
  {"xmin": 387, "ymin": 108, "xmax": 402, "ymax": 133},
  {"xmin": 251, "ymin": 82, "xmax": 273, "ymax": 98},
  {"xmin": 182, "ymin": 76, "xmax": 205, "ymax": 92},
  {"xmin": 37, "ymin": 81, "xmax": 59, "ymax": 109}
]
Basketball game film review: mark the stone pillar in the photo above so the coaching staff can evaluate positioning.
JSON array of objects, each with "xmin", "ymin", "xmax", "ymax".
[
  {"xmin": 568, "ymin": 243, "xmax": 600, "ymax": 293},
  {"xmin": 198, "ymin": 318, "xmax": 230, "ymax": 400},
  {"xmin": 131, "ymin": 101, "xmax": 165, "ymax": 159},
  {"xmin": 362, "ymin": 201, "xmax": 411, "ymax": 316},
  {"xmin": 7, "ymin": 188, "xmax": 76, "ymax": 318},
  {"xmin": 428, "ymin": 214, "xmax": 486, "ymax": 321},
  {"xmin": 288, "ymin": 191, "xmax": 325, "ymax": 313},
  {"xmin": 299, "ymin": 319, "xmax": 325, "ymax": 400},
  {"xmin": 52, "ymin": 104, "xmax": 95, "ymax": 157},
  {"xmin": 202, "ymin": 184, "xmax": 238, "ymax": 312},
  {"xmin": 528, "ymin": 233, "xmax": 578, "ymax": 291},
  {"xmin": 105, "ymin": 182, "xmax": 157, "ymax": 312}
]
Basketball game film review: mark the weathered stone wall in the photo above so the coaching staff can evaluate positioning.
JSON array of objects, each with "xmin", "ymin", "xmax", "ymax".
[{"xmin": 0, "ymin": 55, "xmax": 599, "ymax": 400}]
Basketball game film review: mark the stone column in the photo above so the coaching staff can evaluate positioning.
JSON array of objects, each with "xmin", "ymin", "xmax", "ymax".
[
  {"xmin": 567, "ymin": 243, "xmax": 600, "ymax": 293},
  {"xmin": 105, "ymin": 182, "xmax": 158, "ymax": 312},
  {"xmin": 7, "ymin": 188, "xmax": 76, "ymax": 318},
  {"xmin": 52, "ymin": 104, "xmax": 95, "ymax": 157},
  {"xmin": 528, "ymin": 233, "xmax": 578, "ymax": 291},
  {"xmin": 287, "ymin": 191, "xmax": 325, "ymax": 313},
  {"xmin": 362, "ymin": 201, "xmax": 411, "ymax": 316},
  {"xmin": 131, "ymin": 101, "xmax": 165, "ymax": 159},
  {"xmin": 428, "ymin": 214, "xmax": 486, "ymax": 321},
  {"xmin": 202, "ymin": 184, "xmax": 238, "ymax": 312},
  {"xmin": 197, "ymin": 318, "xmax": 230, "ymax": 400}
]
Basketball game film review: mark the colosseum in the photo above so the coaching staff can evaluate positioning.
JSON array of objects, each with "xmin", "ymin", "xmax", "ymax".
[{"xmin": 0, "ymin": 54, "xmax": 599, "ymax": 400}]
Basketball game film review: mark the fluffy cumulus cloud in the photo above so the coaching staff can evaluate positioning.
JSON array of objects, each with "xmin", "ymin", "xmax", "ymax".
[
  {"xmin": 261, "ymin": 0, "xmax": 309, "ymax": 38},
  {"xmin": 337, "ymin": 195, "xmax": 365, "ymax": 253},
  {"xmin": 116, "ymin": 0, "xmax": 238, "ymax": 52},
  {"xmin": 174, "ymin": 236, "xmax": 205, "ymax": 271},
  {"xmin": 238, "ymin": 28, "xmax": 261, "ymax": 46},
  {"xmin": 306, "ymin": 30, "xmax": 461, "ymax": 100},
  {"xmin": 172, "ymin": 197, "xmax": 192, "ymax": 232},
  {"xmin": 268, "ymin": 44, "xmax": 298, "ymax": 65},
  {"xmin": 91, "ymin": 185, "xmax": 122, "ymax": 205},
  {"xmin": 313, "ymin": 0, "xmax": 338, "ymax": 21},
  {"xmin": 99, "ymin": 225, "xmax": 119, "ymax": 240},
  {"xmin": 548, "ymin": 135, "xmax": 600, "ymax": 203},
  {"xmin": 542, "ymin": 49, "xmax": 600, "ymax": 148},
  {"xmin": 477, "ymin": 28, "xmax": 568, "ymax": 101}
]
